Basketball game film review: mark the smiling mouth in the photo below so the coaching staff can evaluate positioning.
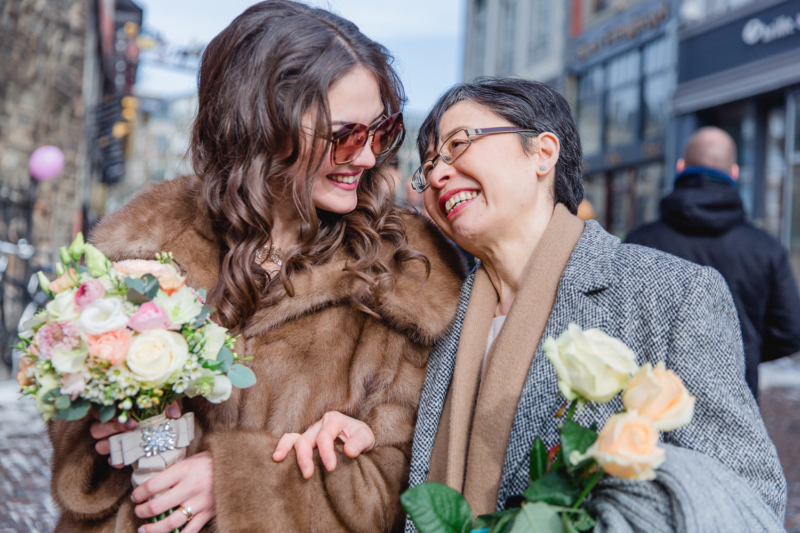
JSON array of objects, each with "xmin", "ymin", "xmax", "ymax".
[
  {"xmin": 328, "ymin": 175, "xmax": 359, "ymax": 184},
  {"xmin": 444, "ymin": 191, "xmax": 479, "ymax": 216}
]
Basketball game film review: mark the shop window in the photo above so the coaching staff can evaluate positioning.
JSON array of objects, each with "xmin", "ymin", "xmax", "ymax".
[
  {"xmin": 636, "ymin": 163, "xmax": 663, "ymax": 227},
  {"xmin": 794, "ymin": 93, "xmax": 800, "ymax": 154},
  {"xmin": 583, "ymin": 173, "xmax": 608, "ymax": 226},
  {"xmin": 496, "ymin": 0, "xmax": 517, "ymax": 74},
  {"xmin": 465, "ymin": 0, "xmax": 488, "ymax": 79},
  {"xmin": 764, "ymin": 107, "xmax": 787, "ymax": 238},
  {"xmin": 605, "ymin": 50, "xmax": 641, "ymax": 148},
  {"xmin": 528, "ymin": 0, "xmax": 550, "ymax": 62},
  {"xmin": 643, "ymin": 38, "xmax": 670, "ymax": 138},
  {"xmin": 791, "ymin": 164, "xmax": 800, "ymax": 281},
  {"xmin": 578, "ymin": 66, "xmax": 603, "ymax": 156}
]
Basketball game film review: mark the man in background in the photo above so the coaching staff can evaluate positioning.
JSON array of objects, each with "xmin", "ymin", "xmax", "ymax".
[{"xmin": 627, "ymin": 126, "xmax": 800, "ymax": 400}]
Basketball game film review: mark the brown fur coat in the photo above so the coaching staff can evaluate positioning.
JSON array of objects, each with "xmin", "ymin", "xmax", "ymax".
[{"xmin": 48, "ymin": 175, "xmax": 465, "ymax": 532}]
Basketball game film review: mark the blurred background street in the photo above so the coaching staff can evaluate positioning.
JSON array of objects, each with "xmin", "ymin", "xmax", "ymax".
[{"xmin": 2, "ymin": 0, "xmax": 800, "ymax": 531}]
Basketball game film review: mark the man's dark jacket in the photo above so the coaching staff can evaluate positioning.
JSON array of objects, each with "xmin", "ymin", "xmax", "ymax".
[{"xmin": 626, "ymin": 167, "xmax": 800, "ymax": 398}]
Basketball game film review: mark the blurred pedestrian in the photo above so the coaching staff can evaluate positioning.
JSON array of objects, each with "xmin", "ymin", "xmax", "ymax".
[{"xmin": 627, "ymin": 126, "xmax": 800, "ymax": 400}]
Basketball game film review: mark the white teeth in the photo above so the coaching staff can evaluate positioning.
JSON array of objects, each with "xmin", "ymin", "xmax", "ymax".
[
  {"xmin": 445, "ymin": 191, "xmax": 479, "ymax": 215},
  {"xmin": 330, "ymin": 175, "xmax": 358, "ymax": 184}
]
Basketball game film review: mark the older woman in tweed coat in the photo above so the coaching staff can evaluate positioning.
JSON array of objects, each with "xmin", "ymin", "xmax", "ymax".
[{"xmin": 286, "ymin": 78, "xmax": 787, "ymax": 532}]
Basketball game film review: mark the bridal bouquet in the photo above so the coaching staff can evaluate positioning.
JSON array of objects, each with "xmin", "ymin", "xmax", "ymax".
[{"xmin": 402, "ymin": 324, "xmax": 696, "ymax": 533}]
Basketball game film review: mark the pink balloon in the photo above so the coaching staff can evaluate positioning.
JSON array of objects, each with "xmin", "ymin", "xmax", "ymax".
[{"xmin": 28, "ymin": 146, "xmax": 65, "ymax": 181}]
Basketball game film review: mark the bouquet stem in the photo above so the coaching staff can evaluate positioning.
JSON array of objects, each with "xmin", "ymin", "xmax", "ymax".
[{"xmin": 151, "ymin": 509, "xmax": 180, "ymax": 533}]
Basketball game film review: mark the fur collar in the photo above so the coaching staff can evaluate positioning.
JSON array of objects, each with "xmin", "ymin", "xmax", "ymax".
[{"xmin": 89, "ymin": 175, "xmax": 465, "ymax": 346}]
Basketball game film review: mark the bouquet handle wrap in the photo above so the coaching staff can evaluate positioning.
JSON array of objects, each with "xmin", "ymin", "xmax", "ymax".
[{"xmin": 108, "ymin": 412, "xmax": 195, "ymax": 488}]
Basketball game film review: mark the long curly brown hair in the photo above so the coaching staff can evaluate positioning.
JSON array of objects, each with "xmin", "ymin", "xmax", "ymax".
[{"xmin": 192, "ymin": 0, "xmax": 427, "ymax": 331}]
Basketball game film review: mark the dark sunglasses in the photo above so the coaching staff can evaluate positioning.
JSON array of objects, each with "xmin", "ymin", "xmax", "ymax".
[{"xmin": 329, "ymin": 112, "xmax": 404, "ymax": 165}]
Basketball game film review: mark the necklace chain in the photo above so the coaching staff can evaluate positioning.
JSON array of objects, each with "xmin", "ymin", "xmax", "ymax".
[{"xmin": 256, "ymin": 244, "xmax": 285, "ymax": 266}]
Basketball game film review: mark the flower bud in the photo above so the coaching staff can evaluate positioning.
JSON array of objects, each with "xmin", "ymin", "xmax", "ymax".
[{"xmin": 68, "ymin": 232, "xmax": 85, "ymax": 261}]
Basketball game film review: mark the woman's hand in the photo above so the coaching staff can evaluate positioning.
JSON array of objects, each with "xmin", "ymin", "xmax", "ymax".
[
  {"xmin": 272, "ymin": 411, "xmax": 376, "ymax": 479},
  {"xmin": 90, "ymin": 402, "xmax": 182, "ymax": 468},
  {"xmin": 131, "ymin": 450, "xmax": 215, "ymax": 533}
]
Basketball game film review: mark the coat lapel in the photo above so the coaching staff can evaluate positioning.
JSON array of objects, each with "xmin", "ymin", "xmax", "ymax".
[{"xmin": 497, "ymin": 222, "xmax": 619, "ymax": 506}]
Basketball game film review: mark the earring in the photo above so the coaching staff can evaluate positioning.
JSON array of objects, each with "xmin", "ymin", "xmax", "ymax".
[{"xmin": 539, "ymin": 165, "xmax": 546, "ymax": 171}]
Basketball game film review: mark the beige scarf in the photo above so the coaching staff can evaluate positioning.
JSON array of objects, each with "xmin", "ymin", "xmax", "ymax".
[{"xmin": 428, "ymin": 203, "xmax": 585, "ymax": 516}]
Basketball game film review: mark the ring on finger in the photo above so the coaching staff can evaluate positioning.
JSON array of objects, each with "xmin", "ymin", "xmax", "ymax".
[{"xmin": 177, "ymin": 505, "xmax": 193, "ymax": 522}]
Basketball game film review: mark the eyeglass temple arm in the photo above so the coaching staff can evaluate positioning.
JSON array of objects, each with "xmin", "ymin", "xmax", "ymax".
[{"xmin": 467, "ymin": 127, "xmax": 538, "ymax": 135}]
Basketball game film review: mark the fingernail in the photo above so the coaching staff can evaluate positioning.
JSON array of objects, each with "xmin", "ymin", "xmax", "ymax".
[
  {"xmin": 124, "ymin": 419, "xmax": 138, "ymax": 430},
  {"xmin": 166, "ymin": 406, "xmax": 180, "ymax": 418},
  {"xmin": 138, "ymin": 528, "xmax": 146, "ymax": 533}
]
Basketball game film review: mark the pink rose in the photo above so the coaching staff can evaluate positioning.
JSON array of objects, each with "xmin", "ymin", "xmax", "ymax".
[
  {"xmin": 74, "ymin": 279, "xmax": 105, "ymax": 310},
  {"xmin": 86, "ymin": 329, "xmax": 133, "ymax": 365},
  {"xmin": 127, "ymin": 301, "xmax": 176, "ymax": 332}
]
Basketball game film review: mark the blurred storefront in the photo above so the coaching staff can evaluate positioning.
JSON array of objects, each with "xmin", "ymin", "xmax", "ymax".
[
  {"xmin": 570, "ymin": 0, "xmax": 677, "ymax": 238},
  {"xmin": 672, "ymin": 0, "xmax": 800, "ymax": 275}
]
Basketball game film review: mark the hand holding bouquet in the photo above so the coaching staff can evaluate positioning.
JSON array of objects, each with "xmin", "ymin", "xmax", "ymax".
[{"xmin": 402, "ymin": 324, "xmax": 695, "ymax": 533}]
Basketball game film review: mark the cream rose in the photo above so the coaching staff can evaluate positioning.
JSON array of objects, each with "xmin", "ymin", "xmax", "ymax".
[
  {"xmin": 622, "ymin": 362, "xmax": 696, "ymax": 431},
  {"xmin": 200, "ymin": 323, "xmax": 227, "ymax": 361},
  {"xmin": 581, "ymin": 411, "xmax": 665, "ymax": 481},
  {"xmin": 126, "ymin": 330, "xmax": 188, "ymax": 387},
  {"xmin": 46, "ymin": 289, "xmax": 80, "ymax": 322},
  {"xmin": 51, "ymin": 346, "xmax": 89, "ymax": 374},
  {"xmin": 544, "ymin": 323, "xmax": 638, "ymax": 403}
]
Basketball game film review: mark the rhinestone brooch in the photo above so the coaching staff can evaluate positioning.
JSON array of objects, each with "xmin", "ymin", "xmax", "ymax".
[{"xmin": 140, "ymin": 420, "xmax": 177, "ymax": 458}]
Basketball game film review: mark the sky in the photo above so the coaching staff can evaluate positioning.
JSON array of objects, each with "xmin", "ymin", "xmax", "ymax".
[{"xmin": 133, "ymin": 0, "xmax": 465, "ymax": 115}]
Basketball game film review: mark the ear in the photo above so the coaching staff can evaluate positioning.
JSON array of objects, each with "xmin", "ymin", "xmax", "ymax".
[
  {"xmin": 536, "ymin": 132, "xmax": 560, "ymax": 177},
  {"xmin": 676, "ymin": 158, "xmax": 686, "ymax": 173},
  {"xmin": 731, "ymin": 164, "xmax": 739, "ymax": 181}
]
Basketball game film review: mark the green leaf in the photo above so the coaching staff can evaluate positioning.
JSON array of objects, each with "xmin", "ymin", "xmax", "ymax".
[
  {"xmin": 54, "ymin": 394, "xmax": 71, "ymax": 410},
  {"xmin": 197, "ymin": 288, "xmax": 207, "ymax": 301},
  {"xmin": 529, "ymin": 437, "xmax": 548, "ymax": 483},
  {"xmin": 99, "ymin": 404, "xmax": 117, "ymax": 423},
  {"xmin": 569, "ymin": 509, "xmax": 596, "ymax": 531},
  {"xmin": 124, "ymin": 277, "xmax": 148, "ymax": 303},
  {"xmin": 192, "ymin": 306, "xmax": 214, "ymax": 328},
  {"xmin": 491, "ymin": 513, "xmax": 517, "ymax": 533},
  {"xmin": 508, "ymin": 502, "xmax": 562, "ymax": 533},
  {"xmin": 41, "ymin": 389, "xmax": 61, "ymax": 405},
  {"xmin": 53, "ymin": 398, "xmax": 91, "ymax": 421},
  {"xmin": 215, "ymin": 346, "xmax": 234, "ymax": 372},
  {"xmin": 474, "ymin": 509, "xmax": 516, "ymax": 531},
  {"xmin": 562, "ymin": 514, "xmax": 579, "ymax": 533},
  {"xmin": 560, "ymin": 420, "xmax": 597, "ymax": 474},
  {"xmin": 401, "ymin": 482, "xmax": 474, "ymax": 533},
  {"xmin": 227, "ymin": 364, "xmax": 257, "ymax": 388},
  {"xmin": 141, "ymin": 274, "xmax": 160, "ymax": 299},
  {"xmin": 523, "ymin": 472, "xmax": 580, "ymax": 507}
]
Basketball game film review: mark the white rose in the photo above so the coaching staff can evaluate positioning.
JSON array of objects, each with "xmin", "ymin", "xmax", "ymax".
[
  {"xmin": 544, "ymin": 323, "xmax": 638, "ymax": 404},
  {"xmin": 126, "ymin": 330, "xmax": 188, "ymax": 387},
  {"xmin": 185, "ymin": 369, "xmax": 232, "ymax": 403},
  {"xmin": 78, "ymin": 298, "xmax": 129, "ymax": 335},
  {"xmin": 46, "ymin": 289, "xmax": 80, "ymax": 322},
  {"xmin": 200, "ymin": 323, "xmax": 227, "ymax": 361},
  {"xmin": 51, "ymin": 346, "xmax": 89, "ymax": 374},
  {"xmin": 153, "ymin": 286, "xmax": 203, "ymax": 326}
]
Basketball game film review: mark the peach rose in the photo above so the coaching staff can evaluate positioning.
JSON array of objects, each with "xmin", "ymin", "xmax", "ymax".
[
  {"xmin": 157, "ymin": 268, "xmax": 185, "ymax": 296},
  {"xmin": 16, "ymin": 356, "xmax": 34, "ymax": 387},
  {"xmin": 86, "ymin": 329, "xmax": 133, "ymax": 365},
  {"xmin": 48, "ymin": 268, "xmax": 79, "ymax": 294},
  {"xmin": 114, "ymin": 260, "xmax": 185, "ymax": 296},
  {"xmin": 622, "ymin": 362, "xmax": 696, "ymax": 431},
  {"xmin": 581, "ymin": 411, "xmax": 665, "ymax": 481}
]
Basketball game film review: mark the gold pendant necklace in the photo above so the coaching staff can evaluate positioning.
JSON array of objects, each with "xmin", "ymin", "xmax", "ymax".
[{"xmin": 255, "ymin": 245, "xmax": 285, "ymax": 266}]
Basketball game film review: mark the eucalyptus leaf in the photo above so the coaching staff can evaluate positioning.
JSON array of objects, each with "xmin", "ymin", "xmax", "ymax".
[
  {"xmin": 141, "ymin": 274, "xmax": 160, "ymax": 299},
  {"xmin": 508, "ymin": 502, "xmax": 562, "ymax": 533},
  {"xmin": 529, "ymin": 437, "xmax": 547, "ymax": 483},
  {"xmin": 53, "ymin": 398, "xmax": 91, "ymax": 421},
  {"xmin": 523, "ymin": 472, "xmax": 580, "ymax": 507},
  {"xmin": 99, "ymin": 404, "xmax": 117, "ymax": 423},
  {"xmin": 54, "ymin": 394, "xmax": 71, "ymax": 410},
  {"xmin": 125, "ymin": 277, "xmax": 145, "ymax": 294},
  {"xmin": 227, "ymin": 364, "xmax": 257, "ymax": 388},
  {"xmin": 560, "ymin": 420, "xmax": 597, "ymax": 474},
  {"xmin": 401, "ymin": 482, "xmax": 474, "ymax": 533},
  {"xmin": 193, "ymin": 305, "xmax": 214, "ymax": 325},
  {"xmin": 216, "ymin": 346, "xmax": 234, "ymax": 372},
  {"xmin": 41, "ymin": 388, "xmax": 62, "ymax": 405}
]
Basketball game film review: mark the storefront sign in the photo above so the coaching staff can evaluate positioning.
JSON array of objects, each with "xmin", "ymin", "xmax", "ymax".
[
  {"xmin": 741, "ymin": 11, "xmax": 800, "ymax": 46},
  {"xmin": 679, "ymin": 0, "xmax": 800, "ymax": 84},
  {"xmin": 575, "ymin": 1, "xmax": 670, "ymax": 62}
]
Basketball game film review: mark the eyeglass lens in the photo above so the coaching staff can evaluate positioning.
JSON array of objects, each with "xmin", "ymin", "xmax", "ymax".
[{"xmin": 333, "ymin": 113, "xmax": 403, "ymax": 165}]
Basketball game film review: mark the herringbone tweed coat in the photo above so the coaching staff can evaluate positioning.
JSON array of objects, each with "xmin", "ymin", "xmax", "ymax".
[{"xmin": 405, "ymin": 220, "xmax": 787, "ymax": 531}]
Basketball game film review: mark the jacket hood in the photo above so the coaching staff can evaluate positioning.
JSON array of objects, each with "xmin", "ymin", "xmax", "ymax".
[{"xmin": 660, "ymin": 167, "xmax": 746, "ymax": 235}]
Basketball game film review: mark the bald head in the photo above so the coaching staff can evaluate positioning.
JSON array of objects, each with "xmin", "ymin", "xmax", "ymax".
[{"xmin": 682, "ymin": 127, "xmax": 738, "ymax": 174}]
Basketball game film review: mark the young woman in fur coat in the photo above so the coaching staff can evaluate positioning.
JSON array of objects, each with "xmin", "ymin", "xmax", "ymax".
[{"xmin": 47, "ymin": 2, "xmax": 465, "ymax": 532}]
